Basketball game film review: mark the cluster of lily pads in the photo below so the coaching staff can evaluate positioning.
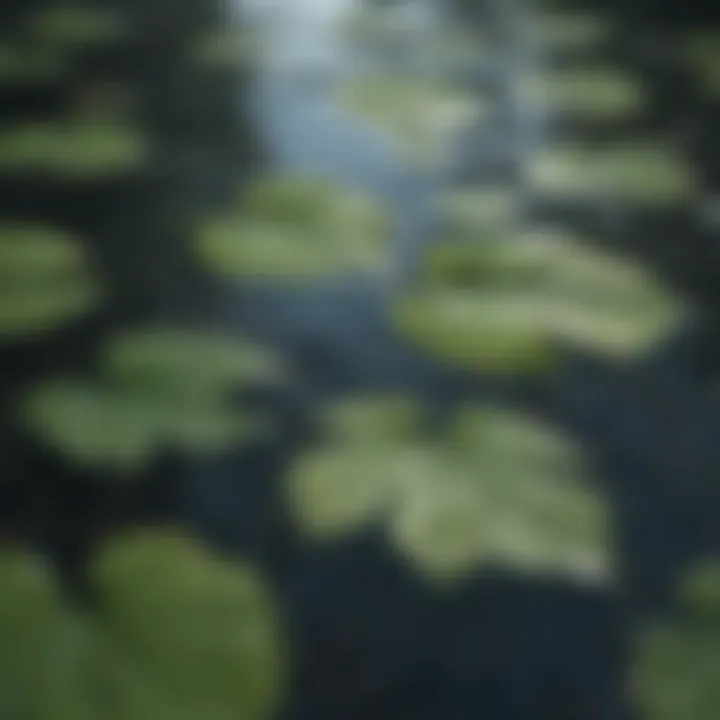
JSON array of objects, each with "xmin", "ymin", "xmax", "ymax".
[
  {"xmin": 0, "ymin": 527, "xmax": 284, "ymax": 720},
  {"xmin": 288, "ymin": 395, "xmax": 611, "ymax": 587}
]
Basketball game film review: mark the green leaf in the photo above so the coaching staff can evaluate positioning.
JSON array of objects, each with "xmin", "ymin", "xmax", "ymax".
[
  {"xmin": 197, "ymin": 176, "xmax": 392, "ymax": 279},
  {"xmin": 681, "ymin": 32, "xmax": 720, "ymax": 99},
  {"xmin": 28, "ymin": 6, "xmax": 126, "ymax": 47},
  {"xmin": 21, "ymin": 377, "xmax": 256, "ymax": 474},
  {"xmin": 530, "ymin": 11, "xmax": 611, "ymax": 52},
  {"xmin": 337, "ymin": 78, "xmax": 486, "ymax": 166},
  {"xmin": 21, "ymin": 382, "xmax": 163, "ymax": 473},
  {"xmin": 678, "ymin": 561, "xmax": 720, "ymax": 625},
  {"xmin": 525, "ymin": 142, "xmax": 699, "ymax": 205},
  {"xmin": 393, "ymin": 230, "xmax": 684, "ymax": 369},
  {"xmin": 321, "ymin": 395, "xmax": 423, "ymax": 445},
  {"xmin": 520, "ymin": 67, "xmax": 645, "ymax": 121},
  {"xmin": 635, "ymin": 621, "xmax": 720, "ymax": 720},
  {"xmin": 0, "ymin": 531, "xmax": 284, "ymax": 720},
  {"xmin": 287, "ymin": 398, "xmax": 612, "ymax": 586},
  {"xmin": 192, "ymin": 29, "xmax": 260, "ymax": 68},
  {"xmin": 288, "ymin": 446, "xmax": 399, "ymax": 540},
  {"xmin": 92, "ymin": 529, "xmax": 284, "ymax": 719},
  {"xmin": 0, "ymin": 123, "xmax": 147, "ymax": 178},
  {"xmin": 0, "ymin": 43, "xmax": 70, "ymax": 84},
  {"xmin": 393, "ymin": 289, "xmax": 558, "ymax": 373},
  {"xmin": 0, "ymin": 224, "xmax": 100, "ymax": 339},
  {"xmin": 102, "ymin": 328, "xmax": 288, "ymax": 399},
  {"xmin": 440, "ymin": 186, "xmax": 523, "ymax": 235}
]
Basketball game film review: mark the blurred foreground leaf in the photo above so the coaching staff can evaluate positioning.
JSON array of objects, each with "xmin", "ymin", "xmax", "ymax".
[{"xmin": 0, "ymin": 530, "xmax": 283, "ymax": 719}]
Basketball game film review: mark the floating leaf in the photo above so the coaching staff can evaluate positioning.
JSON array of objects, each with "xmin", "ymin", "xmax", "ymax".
[
  {"xmin": 531, "ymin": 11, "xmax": 611, "ymax": 52},
  {"xmin": 0, "ymin": 531, "xmax": 283, "ymax": 720},
  {"xmin": 321, "ymin": 395, "xmax": 422, "ymax": 445},
  {"xmin": 520, "ymin": 67, "xmax": 645, "ymax": 121},
  {"xmin": 92, "ymin": 528, "xmax": 284, "ymax": 719},
  {"xmin": 289, "ymin": 445, "xmax": 401, "ymax": 540},
  {"xmin": 102, "ymin": 327, "xmax": 288, "ymax": 399},
  {"xmin": 681, "ymin": 32, "xmax": 720, "ymax": 99},
  {"xmin": 197, "ymin": 176, "xmax": 392, "ymax": 279},
  {"xmin": 22, "ymin": 378, "xmax": 255, "ymax": 474},
  {"xmin": 393, "ymin": 289, "xmax": 557, "ymax": 372},
  {"xmin": 526, "ymin": 142, "xmax": 699, "ymax": 205},
  {"xmin": 635, "ymin": 621, "xmax": 720, "ymax": 720},
  {"xmin": 0, "ymin": 43, "xmax": 69, "ymax": 84},
  {"xmin": 0, "ymin": 224, "xmax": 100, "ymax": 339},
  {"xmin": 28, "ymin": 6, "xmax": 126, "ymax": 47},
  {"xmin": 287, "ymin": 397, "xmax": 612, "ymax": 586},
  {"xmin": 440, "ymin": 185, "xmax": 522, "ymax": 235},
  {"xmin": 394, "ymin": 229, "xmax": 683, "ymax": 370},
  {"xmin": 678, "ymin": 560, "xmax": 720, "ymax": 626},
  {"xmin": 0, "ymin": 122, "xmax": 147, "ymax": 178},
  {"xmin": 192, "ymin": 29, "xmax": 260, "ymax": 68},
  {"xmin": 21, "ymin": 381, "xmax": 165, "ymax": 473},
  {"xmin": 337, "ymin": 77, "xmax": 485, "ymax": 165}
]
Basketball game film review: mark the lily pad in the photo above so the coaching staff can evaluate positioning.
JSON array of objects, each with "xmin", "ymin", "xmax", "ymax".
[
  {"xmin": 440, "ymin": 185, "xmax": 523, "ymax": 235},
  {"xmin": 681, "ymin": 32, "xmax": 720, "ymax": 99},
  {"xmin": 28, "ymin": 6, "xmax": 127, "ymax": 47},
  {"xmin": 22, "ymin": 328, "xmax": 280, "ymax": 473},
  {"xmin": 337, "ymin": 77, "xmax": 486, "ymax": 166},
  {"xmin": 197, "ymin": 176, "xmax": 392, "ymax": 279},
  {"xmin": 678, "ymin": 560, "xmax": 720, "ymax": 626},
  {"xmin": 525, "ymin": 142, "xmax": 699, "ymax": 205},
  {"xmin": 520, "ymin": 67, "xmax": 644, "ymax": 121},
  {"xmin": 393, "ymin": 231, "xmax": 683, "ymax": 369},
  {"xmin": 0, "ymin": 530, "xmax": 283, "ymax": 720},
  {"xmin": 287, "ymin": 398, "xmax": 612, "ymax": 586},
  {"xmin": 531, "ymin": 11, "xmax": 611, "ymax": 52},
  {"xmin": 192, "ymin": 29, "xmax": 260, "ymax": 68},
  {"xmin": 0, "ymin": 122, "xmax": 147, "ymax": 178},
  {"xmin": 635, "ymin": 620, "xmax": 720, "ymax": 720},
  {"xmin": 102, "ymin": 327, "xmax": 289, "ymax": 399},
  {"xmin": 0, "ymin": 224, "xmax": 100, "ymax": 339}
]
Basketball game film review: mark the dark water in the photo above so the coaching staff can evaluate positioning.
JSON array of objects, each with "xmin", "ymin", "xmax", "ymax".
[{"xmin": 179, "ymin": 6, "xmax": 719, "ymax": 719}]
